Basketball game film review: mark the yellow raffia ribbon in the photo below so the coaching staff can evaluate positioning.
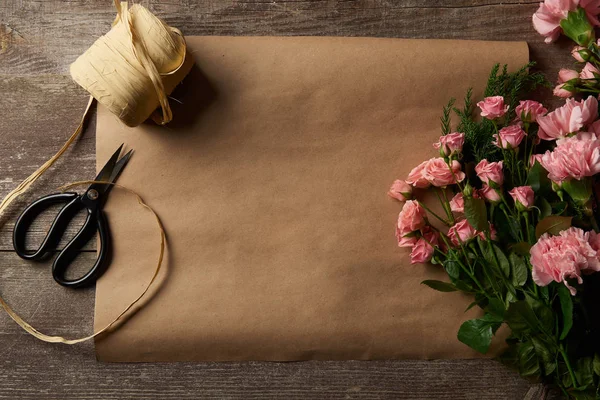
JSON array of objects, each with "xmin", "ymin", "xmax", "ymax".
[{"xmin": 0, "ymin": 1, "xmax": 189, "ymax": 343}]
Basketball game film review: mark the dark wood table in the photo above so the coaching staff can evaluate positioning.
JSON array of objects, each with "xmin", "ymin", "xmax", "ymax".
[{"xmin": 0, "ymin": 1, "xmax": 573, "ymax": 398}]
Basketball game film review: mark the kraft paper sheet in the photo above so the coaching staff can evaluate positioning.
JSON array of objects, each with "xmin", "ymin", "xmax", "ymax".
[{"xmin": 94, "ymin": 36, "xmax": 529, "ymax": 362}]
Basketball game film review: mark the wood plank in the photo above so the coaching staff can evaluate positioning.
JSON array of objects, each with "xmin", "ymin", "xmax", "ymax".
[
  {"xmin": 0, "ymin": 250, "xmax": 539, "ymax": 399},
  {"xmin": 0, "ymin": 0, "xmax": 572, "ymax": 82}
]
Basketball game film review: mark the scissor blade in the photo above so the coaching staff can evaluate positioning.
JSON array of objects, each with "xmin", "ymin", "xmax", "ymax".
[
  {"xmin": 98, "ymin": 149, "xmax": 134, "ymax": 198},
  {"xmin": 94, "ymin": 144, "xmax": 124, "ymax": 183}
]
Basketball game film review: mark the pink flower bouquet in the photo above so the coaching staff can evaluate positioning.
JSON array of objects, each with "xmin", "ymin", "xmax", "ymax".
[{"xmin": 390, "ymin": 4, "xmax": 600, "ymax": 393}]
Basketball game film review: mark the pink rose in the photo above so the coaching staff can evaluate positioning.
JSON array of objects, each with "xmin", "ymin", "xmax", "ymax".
[
  {"xmin": 509, "ymin": 186, "xmax": 535, "ymax": 210},
  {"xmin": 477, "ymin": 96, "xmax": 509, "ymax": 120},
  {"xmin": 433, "ymin": 132, "xmax": 465, "ymax": 157},
  {"xmin": 388, "ymin": 179, "xmax": 412, "ymax": 202},
  {"xmin": 449, "ymin": 192, "xmax": 465, "ymax": 213},
  {"xmin": 493, "ymin": 125, "xmax": 527, "ymax": 149},
  {"xmin": 406, "ymin": 160, "xmax": 431, "ymax": 189},
  {"xmin": 572, "ymin": 45, "xmax": 588, "ymax": 62},
  {"xmin": 530, "ymin": 227, "xmax": 600, "ymax": 295},
  {"xmin": 533, "ymin": 0, "xmax": 600, "ymax": 44},
  {"xmin": 475, "ymin": 159, "xmax": 504, "ymax": 186},
  {"xmin": 540, "ymin": 132, "xmax": 600, "ymax": 182},
  {"xmin": 448, "ymin": 219, "xmax": 478, "ymax": 246},
  {"xmin": 423, "ymin": 158, "xmax": 466, "ymax": 187},
  {"xmin": 410, "ymin": 228, "xmax": 439, "ymax": 264},
  {"xmin": 515, "ymin": 100, "xmax": 548, "ymax": 123},
  {"xmin": 580, "ymin": 62, "xmax": 600, "ymax": 79},
  {"xmin": 397, "ymin": 200, "xmax": 426, "ymax": 234},
  {"xmin": 396, "ymin": 226, "xmax": 417, "ymax": 248},
  {"xmin": 480, "ymin": 185, "xmax": 501, "ymax": 203},
  {"xmin": 537, "ymin": 97, "xmax": 599, "ymax": 140},
  {"xmin": 559, "ymin": 68, "xmax": 579, "ymax": 83}
]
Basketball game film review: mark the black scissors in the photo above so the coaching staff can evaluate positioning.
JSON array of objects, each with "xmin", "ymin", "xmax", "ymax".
[{"xmin": 13, "ymin": 145, "xmax": 133, "ymax": 289}]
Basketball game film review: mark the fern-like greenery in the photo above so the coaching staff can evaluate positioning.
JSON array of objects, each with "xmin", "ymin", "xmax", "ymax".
[{"xmin": 444, "ymin": 62, "xmax": 549, "ymax": 164}]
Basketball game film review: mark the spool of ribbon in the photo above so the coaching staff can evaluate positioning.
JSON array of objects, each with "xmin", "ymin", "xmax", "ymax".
[
  {"xmin": 71, "ymin": 1, "xmax": 193, "ymax": 127},
  {"xmin": 0, "ymin": 0, "xmax": 192, "ymax": 344}
]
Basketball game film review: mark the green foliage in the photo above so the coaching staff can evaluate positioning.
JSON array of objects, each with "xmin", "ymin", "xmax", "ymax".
[
  {"xmin": 449, "ymin": 62, "xmax": 548, "ymax": 164},
  {"xmin": 421, "ymin": 280, "xmax": 457, "ymax": 292},
  {"xmin": 419, "ymin": 62, "xmax": 600, "ymax": 398},
  {"xmin": 464, "ymin": 196, "xmax": 487, "ymax": 232},
  {"xmin": 557, "ymin": 285, "xmax": 574, "ymax": 340},
  {"xmin": 457, "ymin": 313, "xmax": 502, "ymax": 353},
  {"xmin": 535, "ymin": 216, "xmax": 573, "ymax": 238}
]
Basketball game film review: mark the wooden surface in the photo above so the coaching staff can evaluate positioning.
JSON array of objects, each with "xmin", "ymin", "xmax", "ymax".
[{"xmin": 0, "ymin": 1, "xmax": 575, "ymax": 399}]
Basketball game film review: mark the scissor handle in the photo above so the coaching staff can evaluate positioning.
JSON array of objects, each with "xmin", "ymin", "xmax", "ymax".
[
  {"xmin": 13, "ymin": 192, "xmax": 81, "ymax": 260},
  {"xmin": 13, "ymin": 192, "xmax": 111, "ymax": 289},
  {"xmin": 52, "ymin": 208, "xmax": 110, "ymax": 289}
]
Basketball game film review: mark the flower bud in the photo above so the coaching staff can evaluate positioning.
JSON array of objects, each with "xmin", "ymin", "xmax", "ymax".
[{"xmin": 572, "ymin": 45, "xmax": 591, "ymax": 62}]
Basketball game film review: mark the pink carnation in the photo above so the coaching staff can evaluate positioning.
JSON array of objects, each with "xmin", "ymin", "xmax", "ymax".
[
  {"xmin": 477, "ymin": 96, "xmax": 509, "ymax": 120},
  {"xmin": 539, "ymin": 132, "xmax": 600, "ymax": 182},
  {"xmin": 433, "ymin": 132, "xmax": 465, "ymax": 157},
  {"xmin": 509, "ymin": 186, "xmax": 535, "ymax": 210},
  {"xmin": 537, "ymin": 97, "xmax": 598, "ymax": 140},
  {"xmin": 493, "ymin": 125, "xmax": 527, "ymax": 149},
  {"xmin": 529, "ymin": 153, "xmax": 544, "ymax": 167},
  {"xmin": 533, "ymin": 0, "xmax": 600, "ymax": 44},
  {"xmin": 406, "ymin": 160, "xmax": 431, "ymax": 189},
  {"xmin": 423, "ymin": 158, "xmax": 466, "ymax": 187},
  {"xmin": 475, "ymin": 160, "xmax": 504, "ymax": 186},
  {"xmin": 530, "ymin": 227, "xmax": 600, "ymax": 295},
  {"xmin": 515, "ymin": 100, "xmax": 548, "ymax": 123},
  {"xmin": 410, "ymin": 228, "xmax": 439, "ymax": 264},
  {"xmin": 388, "ymin": 179, "xmax": 412, "ymax": 202}
]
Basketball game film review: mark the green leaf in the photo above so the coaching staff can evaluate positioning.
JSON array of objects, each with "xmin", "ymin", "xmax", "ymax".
[
  {"xmin": 464, "ymin": 301, "xmax": 479, "ymax": 312},
  {"xmin": 526, "ymin": 296, "xmax": 554, "ymax": 334},
  {"xmin": 552, "ymin": 201, "xmax": 568, "ymax": 215},
  {"xmin": 527, "ymin": 161, "xmax": 551, "ymax": 194},
  {"xmin": 464, "ymin": 196, "xmax": 488, "ymax": 232},
  {"xmin": 576, "ymin": 357, "xmax": 595, "ymax": 387},
  {"xmin": 517, "ymin": 341, "xmax": 541, "ymax": 377},
  {"xmin": 486, "ymin": 298, "xmax": 506, "ymax": 319},
  {"xmin": 593, "ymin": 354, "xmax": 600, "ymax": 376},
  {"xmin": 421, "ymin": 280, "xmax": 457, "ymax": 292},
  {"xmin": 535, "ymin": 216, "xmax": 573, "ymax": 239},
  {"xmin": 505, "ymin": 301, "xmax": 540, "ymax": 334},
  {"xmin": 443, "ymin": 260, "xmax": 460, "ymax": 280},
  {"xmin": 510, "ymin": 242, "xmax": 532, "ymax": 257},
  {"xmin": 531, "ymin": 336, "xmax": 557, "ymax": 375},
  {"xmin": 557, "ymin": 284, "xmax": 574, "ymax": 340},
  {"xmin": 481, "ymin": 241, "xmax": 510, "ymax": 279},
  {"xmin": 457, "ymin": 314, "xmax": 500, "ymax": 354},
  {"xmin": 536, "ymin": 197, "xmax": 552, "ymax": 219},
  {"xmin": 509, "ymin": 252, "xmax": 528, "ymax": 287}
]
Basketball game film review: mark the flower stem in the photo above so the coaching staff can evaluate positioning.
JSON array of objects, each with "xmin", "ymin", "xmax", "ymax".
[
  {"xmin": 417, "ymin": 201, "xmax": 450, "ymax": 226},
  {"xmin": 523, "ymin": 212, "xmax": 533, "ymax": 244},
  {"xmin": 559, "ymin": 343, "xmax": 579, "ymax": 390}
]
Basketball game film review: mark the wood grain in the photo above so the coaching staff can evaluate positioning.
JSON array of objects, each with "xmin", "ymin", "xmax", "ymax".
[{"xmin": 0, "ymin": 0, "xmax": 571, "ymax": 398}]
